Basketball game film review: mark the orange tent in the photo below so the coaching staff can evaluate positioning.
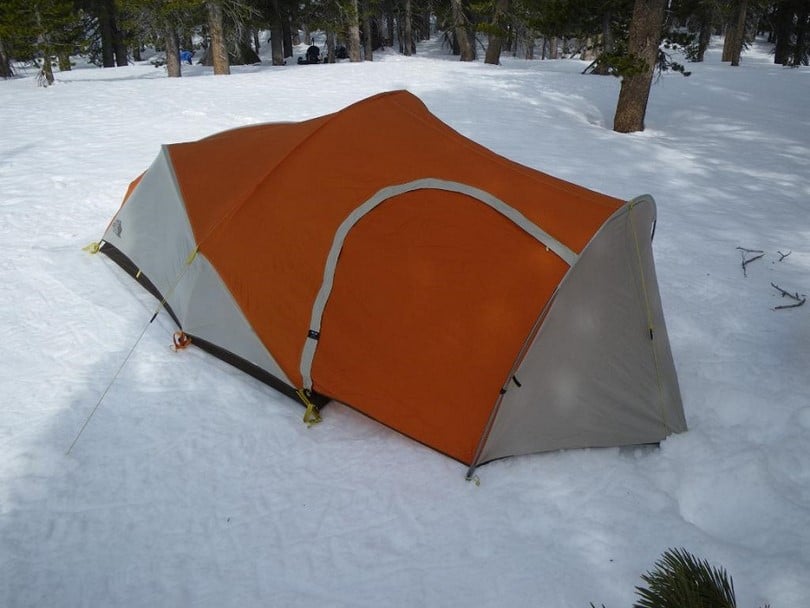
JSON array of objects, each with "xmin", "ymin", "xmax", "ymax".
[{"xmin": 100, "ymin": 90, "xmax": 686, "ymax": 473}]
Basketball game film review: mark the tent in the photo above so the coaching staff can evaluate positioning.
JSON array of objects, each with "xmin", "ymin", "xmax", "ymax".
[{"xmin": 99, "ymin": 90, "xmax": 687, "ymax": 474}]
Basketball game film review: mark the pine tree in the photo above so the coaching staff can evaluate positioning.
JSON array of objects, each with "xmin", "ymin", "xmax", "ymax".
[{"xmin": 0, "ymin": 0, "xmax": 81, "ymax": 84}]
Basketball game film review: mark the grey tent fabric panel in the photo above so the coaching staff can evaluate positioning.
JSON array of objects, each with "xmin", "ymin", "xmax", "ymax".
[
  {"xmin": 101, "ymin": 147, "xmax": 197, "ymax": 303},
  {"xmin": 474, "ymin": 196, "xmax": 685, "ymax": 466},
  {"xmin": 170, "ymin": 253, "xmax": 293, "ymax": 386},
  {"xmin": 102, "ymin": 149, "xmax": 292, "ymax": 387}
]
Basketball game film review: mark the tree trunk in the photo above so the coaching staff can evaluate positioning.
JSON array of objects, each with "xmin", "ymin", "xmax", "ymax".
[
  {"xmin": 773, "ymin": 1, "xmax": 794, "ymax": 65},
  {"xmin": 207, "ymin": 1, "xmax": 230, "ymax": 74},
  {"xmin": 484, "ymin": 0, "xmax": 510, "ymax": 64},
  {"xmin": 548, "ymin": 36, "xmax": 558, "ymax": 59},
  {"xmin": 282, "ymin": 13, "xmax": 294, "ymax": 58},
  {"xmin": 326, "ymin": 30, "xmax": 336, "ymax": 63},
  {"xmin": 730, "ymin": 0, "xmax": 748, "ymax": 66},
  {"xmin": 613, "ymin": 0, "xmax": 666, "ymax": 133},
  {"xmin": 594, "ymin": 11, "xmax": 614, "ymax": 73},
  {"xmin": 525, "ymin": 29, "xmax": 535, "ymax": 59},
  {"xmin": 347, "ymin": 0, "xmax": 363, "ymax": 61},
  {"xmin": 269, "ymin": 0, "xmax": 285, "ymax": 66},
  {"xmin": 696, "ymin": 17, "xmax": 712, "ymax": 62},
  {"xmin": 58, "ymin": 51, "xmax": 71, "ymax": 71},
  {"xmin": 0, "ymin": 37, "xmax": 12, "ymax": 78},
  {"xmin": 113, "ymin": 32, "xmax": 127, "ymax": 66},
  {"xmin": 235, "ymin": 30, "xmax": 261, "ymax": 64},
  {"xmin": 793, "ymin": 1, "xmax": 810, "ymax": 66},
  {"xmin": 98, "ymin": 0, "xmax": 116, "ymax": 67},
  {"xmin": 32, "ymin": 6, "xmax": 55, "ymax": 85},
  {"xmin": 386, "ymin": 10, "xmax": 394, "ymax": 47},
  {"xmin": 721, "ymin": 3, "xmax": 741, "ymax": 62},
  {"xmin": 40, "ymin": 55, "xmax": 55, "ymax": 85},
  {"xmin": 112, "ymin": 0, "xmax": 128, "ymax": 68},
  {"xmin": 403, "ymin": 0, "xmax": 413, "ymax": 56},
  {"xmin": 363, "ymin": 0, "xmax": 374, "ymax": 60},
  {"xmin": 450, "ymin": 0, "xmax": 475, "ymax": 61},
  {"xmin": 165, "ymin": 27, "xmax": 182, "ymax": 77},
  {"xmin": 253, "ymin": 30, "xmax": 261, "ymax": 53},
  {"xmin": 269, "ymin": 27, "xmax": 284, "ymax": 64}
]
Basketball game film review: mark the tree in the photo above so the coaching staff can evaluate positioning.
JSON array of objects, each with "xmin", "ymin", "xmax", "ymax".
[
  {"xmin": 484, "ymin": 0, "xmax": 511, "ymax": 64},
  {"xmin": 347, "ymin": 0, "xmax": 363, "ymax": 61},
  {"xmin": 119, "ymin": 0, "xmax": 204, "ymax": 76},
  {"xmin": 613, "ymin": 0, "xmax": 666, "ymax": 133},
  {"xmin": 164, "ymin": 24, "xmax": 182, "ymax": 75},
  {"xmin": 362, "ymin": 0, "xmax": 375, "ymax": 59},
  {"xmin": 794, "ymin": 0, "xmax": 810, "ymax": 65},
  {"xmin": 690, "ymin": 0, "xmax": 717, "ymax": 62},
  {"xmin": 721, "ymin": 0, "xmax": 749, "ymax": 65},
  {"xmin": 667, "ymin": 0, "xmax": 718, "ymax": 62},
  {"xmin": 771, "ymin": 0, "xmax": 810, "ymax": 65},
  {"xmin": 262, "ymin": 0, "xmax": 288, "ymax": 65},
  {"xmin": 0, "ymin": 0, "xmax": 82, "ymax": 84},
  {"xmin": 0, "ymin": 37, "xmax": 11, "ymax": 78},
  {"xmin": 207, "ymin": 0, "xmax": 230, "ymax": 73},
  {"xmin": 450, "ymin": 0, "xmax": 476, "ymax": 60},
  {"xmin": 403, "ymin": 0, "xmax": 414, "ymax": 56}
]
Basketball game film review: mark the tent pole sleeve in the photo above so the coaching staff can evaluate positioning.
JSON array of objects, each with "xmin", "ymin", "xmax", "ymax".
[{"xmin": 299, "ymin": 178, "xmax": 578, "ymax": 392}]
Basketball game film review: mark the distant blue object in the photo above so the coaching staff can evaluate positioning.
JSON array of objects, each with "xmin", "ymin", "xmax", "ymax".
[{"xmin": 180, "ymin": 50, "xmax": 193, "ymax": 65}]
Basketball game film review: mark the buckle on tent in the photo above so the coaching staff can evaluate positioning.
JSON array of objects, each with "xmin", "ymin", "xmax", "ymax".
[{"xmin": 296, "ymin": 388, "xmax": 322, "ymax": 427}]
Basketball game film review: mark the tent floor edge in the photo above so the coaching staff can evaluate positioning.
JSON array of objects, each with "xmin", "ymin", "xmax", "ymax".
[
  {"xmin": 99, "ymin": 241, "xmax": 182, "ymax": 327},
  {"xmin": 187, "ymin": 333, "xmax": 331, "ymax": 410},
  {"xmin": 99, "ymin": 242, "xmax": 329, "ymax": 412}
]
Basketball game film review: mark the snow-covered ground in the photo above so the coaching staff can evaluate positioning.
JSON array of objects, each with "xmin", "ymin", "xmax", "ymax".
[{"xmin": 1, "ymin": 37, "xmax": 808, "ymax": 607}]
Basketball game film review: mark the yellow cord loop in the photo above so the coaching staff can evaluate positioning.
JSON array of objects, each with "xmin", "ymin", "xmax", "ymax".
[
  {"xmin": 296, "ymin": 389, "xmax": 322, "ymax": 427},
  {"xmin": 83, "ymin": 241, "xmax": 100, "ymax": 254},
  {"xmin": 185, "ymin": 247, "xmax": 199, "ymax": 265}
]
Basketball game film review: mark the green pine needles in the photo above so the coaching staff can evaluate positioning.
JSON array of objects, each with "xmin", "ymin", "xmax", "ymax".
[
  {"xmin": 633, "ymin": 548, "xmax": 736, "ymax": 608},
  {"xmin": 590, "ymin": 548, "xmax": 744, "ymax": 608}
]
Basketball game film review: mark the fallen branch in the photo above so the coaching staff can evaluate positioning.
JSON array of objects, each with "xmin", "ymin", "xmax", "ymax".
[
  {"xmin": 778, "ymin": 250, "xmax": 792, "ymax": 261},
  {"xmin": 771, "ymin": 282, "xmax": 806, "ymax": 310},
  {"xmin": 737, "ymin": 247, "xmax": 764, "ymax": 277}
]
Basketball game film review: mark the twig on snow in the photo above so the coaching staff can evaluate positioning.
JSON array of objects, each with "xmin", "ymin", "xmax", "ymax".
[
  {"xmin": 737, "ymin": 247, "xmax": 764, "ymax": 277},
  {"xmin": 778, "ymin": 250, "xmax": 792, "ymax": 261},
  {"xmin": 771, "ymin": 282, "xmax": 806, "ymax": 310}
]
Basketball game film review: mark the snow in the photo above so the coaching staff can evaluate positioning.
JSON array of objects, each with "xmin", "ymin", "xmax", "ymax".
[{"xmin": 1, "ymin": 37, "xmax": 809, "ymax": 607}]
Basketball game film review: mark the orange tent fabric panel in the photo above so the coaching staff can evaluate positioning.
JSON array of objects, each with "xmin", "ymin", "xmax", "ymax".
[
  {"xmin": 310, "ymin": 190, "xmax": 566, "ymax": 464},
  {"xmin": 168, "ymin": 92, "xmax": 622, "ymax": 388}
]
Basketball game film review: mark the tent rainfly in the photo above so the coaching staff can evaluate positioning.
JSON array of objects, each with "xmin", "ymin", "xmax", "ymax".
[{"xmin": 99, "ymin": 90, "xmax": 687, "ymax": 475}]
